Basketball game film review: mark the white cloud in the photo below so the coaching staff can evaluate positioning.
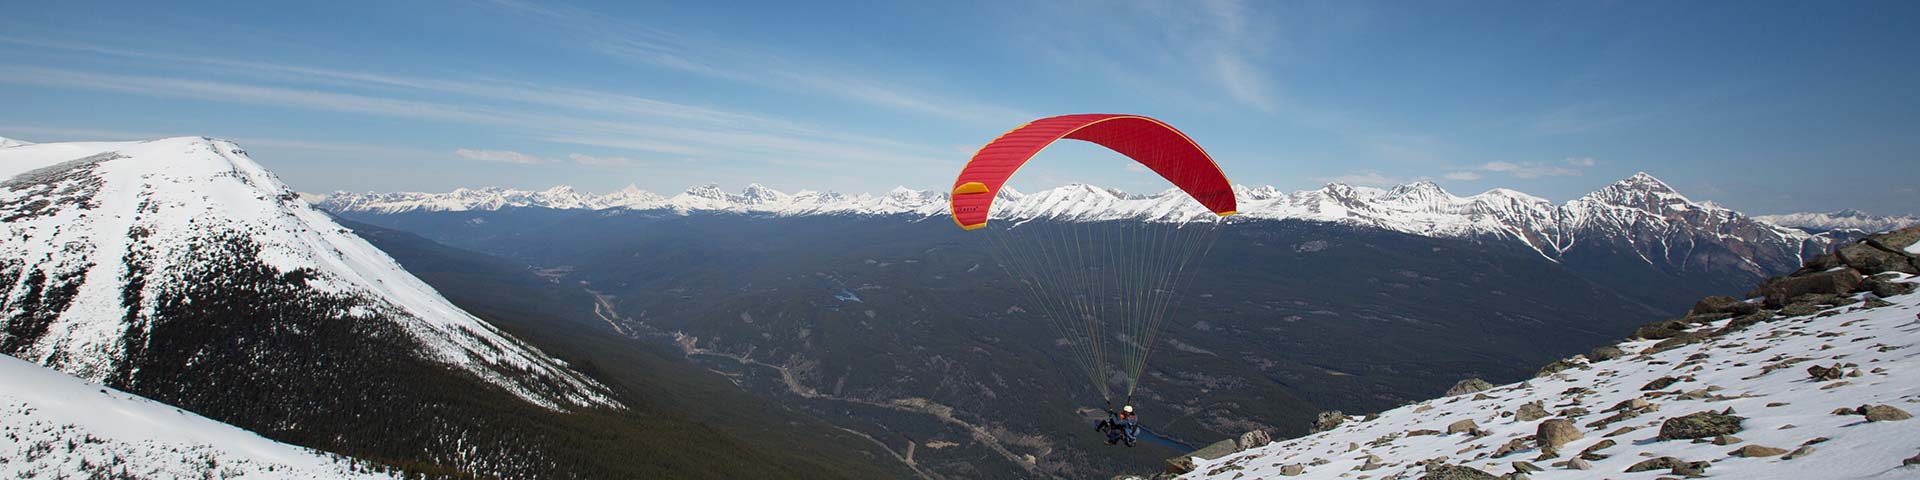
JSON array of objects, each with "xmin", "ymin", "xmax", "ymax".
[
  {"xmin": 1441, "ymin": 157, "xmax": 1595, "ymax": 181},
  {"xmin": 569, "ymin": 153, "xmax": 648, "ymax": 167},
  {"xmin": 454, "ymin": 149, "xmax": 552, "ymax": 165}
]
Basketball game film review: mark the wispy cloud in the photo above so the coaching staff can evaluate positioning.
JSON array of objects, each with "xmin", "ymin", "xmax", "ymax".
[
  {"xmin": 568, "ymin": 153, "xmax": 649, "ymax": 167},
  {"xmin": 1446, "ymin": 157, "xmax": 1597, "ymax": 180},
  {"xmin": 481, "ymin": 3, "xmax": 1034, "ymax": 125},
  {"xmin": 455, "ymin": 149, "xmax": 554, "ymax": 165}
]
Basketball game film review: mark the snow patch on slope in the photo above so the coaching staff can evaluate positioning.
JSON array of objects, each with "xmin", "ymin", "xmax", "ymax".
[
  {"xmin": 1184, "ymin": 277, "xmax": 1920, "ymax": 480},
  {"xmin": 1, "ymin": 353, "xmax": 393, "ymax": 479}
]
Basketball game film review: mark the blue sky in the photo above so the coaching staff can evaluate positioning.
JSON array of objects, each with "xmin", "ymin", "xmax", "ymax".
[{"xmin": 2, "ymin": 0, "xmax": 1915, "ymax": 214}]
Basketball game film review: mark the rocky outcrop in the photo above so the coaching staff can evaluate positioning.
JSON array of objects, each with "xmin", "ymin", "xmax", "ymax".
[
  {"xmin": 1658, "ymin": 410, "xmax": 1744, "ymax": 440},
  {"xmin": 1445, "ymin": 378, "xmax": 1493, "ymax": 397}
]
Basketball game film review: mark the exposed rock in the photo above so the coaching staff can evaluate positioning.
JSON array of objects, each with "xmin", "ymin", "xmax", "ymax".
[
  {"xmin": 1673, "ymin": 459, "xmax": 1711, "ymax": 476},
  {"xmin": 1658, "ymin": 411, "xmax": 1745, "ymax": 440},
  {"xmin": 1836, "ymin": 242, "xmax": 1919, "ymax": 275},
  {"xmin": 1311, "ymin": 411, "xmax": 1345, "ymax": 433},
  {"xmin": 1566, "ymin": 458, "xmax": 1592, "ymax": 470},
  {"xmin": 1515, "ymin": 402, "xmax": 1550, "ymax": 422},
  {"xmin": 1535, "ymin": 358, "xmax": 1581, "ymax": 378},
  {"xmin": 1587, "ymin": 345, "xmax": 1625, "ymax": 362},
  {"xmin": 1236, "ymin": 430, "xmax": 1272, "ymax": 451},
  {"xmin": 1536, "ymin": 419, "xmax": 1582, "ymax": 452},
  {"xmin": 1279, "ymin": 464, "xmax": 1305, "ymax": 476},
  {"xmin": 1747, "ymin": 268, "xmax": 1866, "ymax": 309},
  {"xmin": 1864, "ymin": 276, "xmax": 1918, "ymax": 298},
  {"xmin": 1625, "ymin": 456, "xmax": 1683, "ymax": 472},
  {"xmin": 1730, "ymin": 445, "xmax": 1788, "ymax": 457},
  {"xmin": 1784, "ymin": 446, "xmax": 1816, "ymax": 460},
  {"xmin": 1641, "ymin": 376, "xmax": 1679, "ymax": 391},
  {"xmin": 1710, "ymin": 435, "xmax": 1742, "ymax": 446},
  {"xmin": 1491, "ymin": 438, "xmax": 1530, "ymax": 458},
  {"xmin": 1633, "ymin": 319, "xmax": 1693, "ymax": 340},
  {"xmin": 1689, "ymin": 295, "xmax": 1761, "ymax": 316},
  {"xmin": 1862, "ymin": 404, "xmax": 1913, "ymax": 422},
  {"xmin": 1446, "ymin": 378, "xmax": 1494, "ymax": 397},
  {"xmin": 1861, "ymin": 297, "xmax": 1895, "ymax": 309},
  {"xmin": 1903, "ymin": 452, "xmax": 1920, "ymax": 466},
  {"xmin": 1559, "ymin": 407, "xmax": 1590, "ymax": 417},
  {"xmin": 1512, "ymin": 461, "xmax": 1543, "ymax": 473},
  {"xmin": 1780, "ymin": 302, "xmax": 1824, "ymax": 317},
  {"xmin": 1418, "ymin": 464, "xmax": 1498, "ymax": 480},
  {"xmin": 1446, "ymin": 419, "xmax": 1480, "ymax": 435},
  {"xmin": 1643, "ymin": 330, "xmax": 1711, "ymax": 355},
  {"xmin": 1357, "ymin": 454, "xmax": 1384, "ymax": 471},
  {"xmin": 1807, "ymin": 364, "xmax": 1846, "ymax": 381},
  {"xmin": 1711, "ymin": 311, "xmax": 1777, "ymax": 337}
]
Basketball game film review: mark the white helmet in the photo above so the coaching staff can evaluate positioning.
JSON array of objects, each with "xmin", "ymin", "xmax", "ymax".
[{"xmin": 1123, "ymin": 405, "xmax": 1134, "ymax": 413}]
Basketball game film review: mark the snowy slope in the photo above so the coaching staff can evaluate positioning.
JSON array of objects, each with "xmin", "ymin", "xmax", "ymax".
[
  {"xmin": 1183, "ymin": 277, "xmax": 1920, "ymax": 479},
  {"xmin": 0, "ymin": 353, "xmax": 393, "ymax": 479},
  {"xmin": 1758, "ymin": 210, "xmax": 1920, "ymax": 234},
  {"xmin": 0, "ymin": 137, "xmax": 616, "ymax": 410}
]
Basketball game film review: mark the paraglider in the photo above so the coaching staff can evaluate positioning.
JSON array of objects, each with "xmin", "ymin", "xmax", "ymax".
[{"xmin": 949, "ymin": 114, "xmax": 1234, "ymax": 446}]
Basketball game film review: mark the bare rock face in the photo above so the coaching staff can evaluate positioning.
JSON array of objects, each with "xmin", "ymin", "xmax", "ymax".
[
  {"xmin": 1587, "ymin": 345, "xmax": 1625, "ymax": 362},
  {"xmin": 1536, "ymin": 419, "xmax": 1583, "ymax": 452},
  {"xmin": 1446, "ymin": 378, "xmax": 1494, "ymax": 397},
  {"xmin": 1658, "ymin": 410, "xmax": 1745, "ymax": 440}
]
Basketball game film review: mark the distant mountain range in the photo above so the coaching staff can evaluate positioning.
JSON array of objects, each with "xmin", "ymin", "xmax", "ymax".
[
  {"xmin": 1755, "ymin": 209, "xmax": 1920, "ymax": 234},
  {"xmin": 319, "ymin": 172, "xmax": 1840, "ymax": 290}
]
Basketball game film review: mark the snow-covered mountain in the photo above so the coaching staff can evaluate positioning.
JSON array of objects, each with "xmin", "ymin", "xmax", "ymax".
[
  {"xmin": 1181, "ymin": 227, "xmax": 1920, "ymax": 480},
  {"xmin": 1757, "ymin": 209, "xmax": 1920, "ymax": 234},
  {"xmin": 0, "ymin": 136, "xmax": 614, "ymax": 411},
  {"xmin": 1, "ymin": 353, "xmax": 393, "ymax": 479}
]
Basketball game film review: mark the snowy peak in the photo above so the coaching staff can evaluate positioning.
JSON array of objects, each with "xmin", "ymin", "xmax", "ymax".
[
  {"xmin": 1580, "ymin": 171, "xmax": 1696, "ymax": 213},
  {"xmin": 0, "ymin": 137, "xmax": 617, "ymax": 411},
  {"xmin": 0, "ymin": 136, "xmax": 30, "ymax": 148}
]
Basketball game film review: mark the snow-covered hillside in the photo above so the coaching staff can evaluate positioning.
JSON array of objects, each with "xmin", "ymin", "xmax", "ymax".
[
  {"xmin": 1182, "ymin": 232, "xmax": 1920, "ymax": 479},
  {"xmin": 0, "ymin": 137, "xmax": 615, "ymax": 410},
  {"xmin": 1758, "ymin": 210, "xmax": 1920, "ymax": 234},
  {"xmin": 0, "ymin": 353, "xmax": 393, "ymax": 479}
]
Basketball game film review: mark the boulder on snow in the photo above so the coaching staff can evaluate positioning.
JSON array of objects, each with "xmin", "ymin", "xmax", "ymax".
[
  {"xmin": 1861, "ymin": 404, "xmax": 1913, "ymax": 422},
  {"xmin": 1445, "ymin": 378, "xmax": 1494, "ymax": 397},
  {"xmin": 1632, "ymin": 319, "xmax": 1693, "ymax": 340},
  {"xmin": 1536, "ymin": 419, "xmax": 1582, "ymax": 452},
  {"xmin": 1641, "ymin": 376, "xmax": 1679, "ymax": 391},
  {"xmin": 1310, "ymin": 410, "xmax": 1345, "ymax": 433},
  {"xmin": 1236, "ymin": 430, "xmax": 1271, "ymax": 451},
  {"xmin": 1446, "ymin": 419, "xmax": 1480, "ymax": 435},
  {"xmin": 1659, "ymin": 411, "xmax": 1745, "ymax": 440},
  {"xmin": 1418, "ymin": 464, "xmax": 1498, "ymax": 480},
  {"xmin": 1587, "ymin": 345, "xmax": 1625, "ymax": 362},
  {"xmin": 1515, "ymin": 402, "xmax": 1550, "ymax": 422},
  {"xmin": 1807, "ymin": 364, "xmax": 1845, "ymax": 381},
  {"xmin": 1746, "ymin": 268, "xmax": 1865, "ymax": 309},
  {"xmin": 1729, "ymin": 445, "xmax": 1788, "ymax": 457}
]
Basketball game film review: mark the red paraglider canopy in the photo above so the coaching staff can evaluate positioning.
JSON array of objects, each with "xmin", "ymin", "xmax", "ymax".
[{"xmin": 949, "ymin": 114, "xmax": 1236, "ymax": 230}]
